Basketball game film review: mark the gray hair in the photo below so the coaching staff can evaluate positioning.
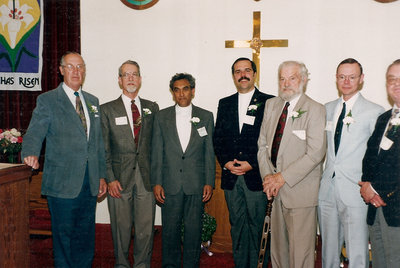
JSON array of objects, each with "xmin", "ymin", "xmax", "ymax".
[{"xmin": 118, "ymin": 60, "xmax": 141, "ymax": 77}]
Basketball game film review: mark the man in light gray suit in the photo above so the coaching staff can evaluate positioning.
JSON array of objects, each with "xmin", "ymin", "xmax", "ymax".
[
  {"xmin": 101, "ymin": 60, "xmax": 159, "ymax": 268},
  {"xmin": 151, "ymin": 73, "xmax": 215, "ymax": 268},
  {"xmin": 318, "ymin": 58, "xmax": 384, "ymax": 268},
  {"xmin": 22, "ymin": 52, "xmax": 107, "ymax": 268},
  {"xmin": 258, "ymin": 61, "xmax": 326, "ymax": 268}
]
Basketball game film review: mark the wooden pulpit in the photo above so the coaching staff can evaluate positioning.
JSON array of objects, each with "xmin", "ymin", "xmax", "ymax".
[
  {"xmin": 0, "ymin": 164, "xmax": 31, "ymax": 268},
  {"xmin": 205, "ymin": 160, "xmax": 232, "ymax": 253}
]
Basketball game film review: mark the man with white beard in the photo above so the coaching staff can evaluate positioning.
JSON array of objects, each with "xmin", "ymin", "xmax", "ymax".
[
  {"xmin": 101, "ymin": 60, "xmax": 159, "ymax": 268},
  {"xmin": 257, "ymin": 61, "xmax": 326, "ymax": 268}
]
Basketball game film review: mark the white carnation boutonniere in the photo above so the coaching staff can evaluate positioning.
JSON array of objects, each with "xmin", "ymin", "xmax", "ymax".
[
  {"xmin": 247, "ymin": 104, "xmax": 259, "ymax": 115},
  {"xmin": 190, "ymin": 117, "xmax": 200, "ymax": 126},
  {"xmin": 390, "ymin": 117, "xmax": 400, "ymax": 132},
  {"xmin": 291, "ymin": 108, "xmax": 306, "ymax": 122},
  {"xmin": 143, "ymin": 108, "xmax": 152, "ymax": 116},
  {"xmin": 89, "ymin": 105, "xmax": 98, "ymax": 114},
  {"xmin": 342, "ymin": 110, "xmax": 355, "ymax": 130}
]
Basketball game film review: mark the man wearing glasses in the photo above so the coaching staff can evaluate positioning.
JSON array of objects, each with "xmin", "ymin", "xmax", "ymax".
[
  {"xmin": 101, "ymin": 60, "xmax": 159, "ymax": 268},
  {"xmin": 22, "ymin": 52, "xmax": 107, "ymax": 267},
  {"xmin": 318, "ymin": 58, "xmax": 383, "ymax": 268}
]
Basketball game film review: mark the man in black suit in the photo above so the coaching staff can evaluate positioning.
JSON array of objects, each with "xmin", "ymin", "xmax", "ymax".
[
  {"xmin": 213, "ymin": 57, "xmax": 274, "ymax": 267},
  {"xmin": 359, "ymin": 59, "xmax": 400, "ymax": 267}
]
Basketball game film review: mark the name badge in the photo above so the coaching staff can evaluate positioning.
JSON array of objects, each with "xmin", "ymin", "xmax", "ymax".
[
  {"xmin": 197, "ymin": 126, "xmax": 208, "ymax": 137},
  {"xmin": 115, "ymin": 116, "xmax": 128, "ymax": 125},
  {"xmin": 243, "ymin": 115, "xmax": 255, "ymax": 126},
  {"xmin": 380, "ymin": 135, "xmax": 393, "ymax": 151},
  {"xmin": 325, "ymin": 121, "xmax": 334, "ymax": 131}
]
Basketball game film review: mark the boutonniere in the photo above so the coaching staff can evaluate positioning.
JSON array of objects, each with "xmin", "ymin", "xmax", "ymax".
[
  {"xmin": 343, "ymin": 110, "xmax": 355, "ymax": 130},
  {"xmin": 143, "ymin": 108, "xmax": 152, "ymax": 116},
  {"xmin": 390, "ymin": 117, "xmax": 400, "ymax": 132},
  {"xmin": 86, "ymin": 101, "xmax": 99, "ymax": 114},
  {"xmin": 291, "ymin": 108, "xmax": 306, "ymax": 122},
  {"xmin": 190, "ymin": 117, "xmax": 200, "ymax": 126},
  {"xmin": 247, "ymin": 104, "xmax": 260, "ymax": 115}
]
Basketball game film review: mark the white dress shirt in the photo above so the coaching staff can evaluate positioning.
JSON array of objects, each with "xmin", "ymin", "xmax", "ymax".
[
  {"xmin": 121, "ymin": 93, "xmax": 142, "ymax": 138},
  {"xmin": 176, "ymin": 104, "xmax": 192, "ymax": 152},
  {"xmin": 238, "ymin": 88, "xmax": 255, "ymax": 133}
]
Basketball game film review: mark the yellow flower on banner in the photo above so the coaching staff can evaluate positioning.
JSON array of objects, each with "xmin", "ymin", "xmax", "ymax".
[{"xmin": 0, "ymin": 0, "xmax": 40, "ymax": 49}]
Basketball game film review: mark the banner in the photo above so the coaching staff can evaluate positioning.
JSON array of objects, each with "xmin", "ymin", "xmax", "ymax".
[{"xmin": 0, "ymin": 0, "xmax": 43, "ymax": 91}]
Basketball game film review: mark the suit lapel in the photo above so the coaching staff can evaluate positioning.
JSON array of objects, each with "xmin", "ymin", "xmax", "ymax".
[
  {"xmin": 57, "ymin": 87, "xmax": 87, "ymax": 137},
  {"xmin": 166, "ymin": 107, "xmax": 183, "ymax": 153},
  {"xmin": 186, "ymin": 105, "xmax": 201, "ymax": 152}
]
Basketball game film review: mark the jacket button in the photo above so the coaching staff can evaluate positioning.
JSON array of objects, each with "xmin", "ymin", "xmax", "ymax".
[
  {"xmin": 133, "ymin": 166, "xmax": 136, "ymax": 170},
  {"xmin": 182, "ymin": 156, "xmax": 185, "ymax": 159},
  {"xmin": 180, "ymin": 169, "xmax": 182, "ymax": 172},
  {"xmin": 239, "ymin": 152, "xmax": 243, "ymax": 155}
]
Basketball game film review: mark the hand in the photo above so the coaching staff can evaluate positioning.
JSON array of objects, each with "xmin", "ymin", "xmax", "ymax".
[
  {"xmin": 153, "ymin": 184, "xmax": 165, "ymax": 204},
  {"xmin": 24, "ymin": 155, "xmax": 39, "ymax": 169},
  {"xmin": 98, "ymin": 178, "xmax": 107, "ymax": 198},
  {"xmin": 202, "ymin": 185, "xmax": 213, "ymax": 202},
  {"xmin": 108, "ymin": 180, "xmax": 123, "ymax": 198},
  {"xmin": 224, "ymin": 159, "xmax": 253, "ymax": 176},
  {"xmin": 358, "ymin": 181, "xmax": 387, "ymax": 207},
  {"xmin": 263, "ymin": 172, "xmax": 285, "ymax": 200}
]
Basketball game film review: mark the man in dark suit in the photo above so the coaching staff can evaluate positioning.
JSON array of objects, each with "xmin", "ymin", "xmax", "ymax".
[
  {"xmin": 101, "ymin": 60, "xmax": 159, "ymax": 268},
  {"xmin": 22, "ymin": 52, "xmax": 107, "ymax": 268},
  {"xmin": 213, "ymin": 57, "xmax": 274, "ymax": 267},
  {"xmin": 359, "ymin": 59, "xmax": 400, "ymax": 268},
  {"xmin": 151, "ymin": 73, "xmax": 215, "ymax": 267}
]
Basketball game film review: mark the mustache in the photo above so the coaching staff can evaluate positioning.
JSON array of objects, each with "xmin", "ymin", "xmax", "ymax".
[{"xmin": 238, "ymin": 77, "xmax": 250, "ymax": 82}]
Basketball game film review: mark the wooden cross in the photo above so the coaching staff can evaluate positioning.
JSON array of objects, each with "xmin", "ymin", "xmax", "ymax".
[{"xmin": 225, "ymin": 11, "xmax": 288, "ymax": 86}]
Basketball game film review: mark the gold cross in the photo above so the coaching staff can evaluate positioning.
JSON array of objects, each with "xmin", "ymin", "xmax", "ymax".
[{"xmin": 225, "ymin": 11, "xmax": 288, "ymax": 86}]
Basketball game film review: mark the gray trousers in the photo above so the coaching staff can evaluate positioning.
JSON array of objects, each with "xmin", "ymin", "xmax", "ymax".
[
  {"xmin": 369, "ymin": 207, "xmax": 400, "ymax": 268},
  {"xmin": 108, "ymin": 165, "xmax": 155, "ymax": 268}
]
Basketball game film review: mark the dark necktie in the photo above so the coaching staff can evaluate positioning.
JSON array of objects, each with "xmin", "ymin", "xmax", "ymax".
[
  {"xmin": 131, "ymin": 100, "xmax": 141, "ymax": 146},
  {"xmin": 334, "ymin": 102, "xmax": 346, "ymax": 155},
  {"xmin": 74, "ymin": 92, "xmax": 87, "ymax": 134},
  {"xmin": 271, "ymin": 102, "xmax": 290, "ymax": 167},
  {"xmin": 385, "ymin": 108, "xmax": 400, "ymax": 140}
]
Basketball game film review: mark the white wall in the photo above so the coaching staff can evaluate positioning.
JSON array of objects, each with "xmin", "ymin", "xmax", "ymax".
[{"xmin": 81, "ymin": 0, "xmax": 400, "ymax": 223}]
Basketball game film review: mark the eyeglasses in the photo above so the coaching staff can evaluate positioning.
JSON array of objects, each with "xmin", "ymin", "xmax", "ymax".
[
  {"xmin": 337, "ymin": 75, "xmax": 360, "ymax": 83},
  {"xmin": 121, "ymin": 72, "xmax": 140, "ymax": 78},
  {"xmin": 62, "ymin": 64, "xmax": 85, "ymax": 72},
  {"xmin": 387, "ymin": 76, "xmax": 400, "ymax": 85}
]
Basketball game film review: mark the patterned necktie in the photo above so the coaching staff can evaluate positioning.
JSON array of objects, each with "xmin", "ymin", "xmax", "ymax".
[
  {"xmin": 74, "ymin": 92, "xmax": 87, "ymax": 134},
  {"xmin": 131, "ymin": 100, "xmax": 141, "ymax": 146},
  {"xmin": 334, "ymin": 102, "xmax": 346, "ymax": 155},
  {"xmin": 385, "ymin": 108, "xmax": 400, "ymax": 140},
  {"xmin": 271, "ymin": 102, "xmax": 290, "ymax": 167}
]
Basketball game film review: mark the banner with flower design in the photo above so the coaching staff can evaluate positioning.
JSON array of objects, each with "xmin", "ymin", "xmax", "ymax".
[{"xmin": 0, "ymin": 0, "xmax": 43, "ymax": 91}]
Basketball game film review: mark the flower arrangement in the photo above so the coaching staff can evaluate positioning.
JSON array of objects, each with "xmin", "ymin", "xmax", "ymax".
[{"xmin": 0, "ymin": 128, "xmax": 23, "ymax": 163}]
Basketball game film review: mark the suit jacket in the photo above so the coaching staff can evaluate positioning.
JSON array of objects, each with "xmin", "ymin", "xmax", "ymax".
[
  {"xmin": 100, "ymin": 96, "xmax": 159, "ymax": 191},
  {"xmin": 257, "ymin": 94, "xmax": 326, "ymax": 208},
  {"xmin": 362, "ymin": 109, "xmax": 400, "ymax": 227},
  {"xmin": 151, "ymin": 104, "xmax": 215, "ymax": 195},
  {"xmin": 213, "ymin": 89, "xmax": 274, "ymax": 191},
  {"xmin": 319, "ymin": 94, "xmax": 384, "ymax": 206},
  {"xmin": 22, "ymin": 83, "xmax": 106, "ymax": 198}
]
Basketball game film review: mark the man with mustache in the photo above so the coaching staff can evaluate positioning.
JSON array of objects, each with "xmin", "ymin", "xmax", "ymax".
[
  {"xmin": 214, "ymin": 57, "xmax": 274, "ymax": 267},
  {"xmin": 101, "ymin": 60, "xmax": 159, "ymax": 268},
  {"xmin": 258, "ymin": 61, "xmax": 326, "ymax": 267}
]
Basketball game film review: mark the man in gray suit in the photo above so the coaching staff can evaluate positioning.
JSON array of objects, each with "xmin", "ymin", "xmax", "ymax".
[
  {"xmin": 318, "ymin": 58, "xmax": 383, "ymax": 268},
  {"xmin": 22, "ymin": 52, "xmax": 107, "ymax": 268},
  {"xmin": 257, "ymin": 61, "xmax": 326, "ymax": 268},
  {"xmin": 151, "ymin": 73, "xmax": 215, "ymax": 267},
  {"xmin": 101, "ymin": 60, "xmax": 159, "ymax": 268}
]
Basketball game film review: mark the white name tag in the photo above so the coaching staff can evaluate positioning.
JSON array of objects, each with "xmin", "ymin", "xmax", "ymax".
[
  {"xmin": 197, "ymin": 126, "xmax": 208, "ymax": 137},
  {"xmin": 293, "ymin": 130, "xmax": 306, "ymax": 140},
  {"xmin": 325, "ymin": 121, "xmax": 334, "ymax": 131},
  {"xmin": 380, "ymin": 135, "xmax": 393, "ymax": 151},
  {"xmin": 243, "ymin": 115, "xmax": 255, "ymax": 126},
  {"xmin": 115, "ymin": 116, "xmax": 128, "ymax": 125}
]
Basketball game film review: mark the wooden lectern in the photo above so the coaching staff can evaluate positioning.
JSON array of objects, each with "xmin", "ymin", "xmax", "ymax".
[{"xmin": 0, "ymin": 163, "xmax": 31, "ymax": 268}]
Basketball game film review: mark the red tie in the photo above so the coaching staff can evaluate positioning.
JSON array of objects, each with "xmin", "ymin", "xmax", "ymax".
[
  {"xmin": 131, "ymin": 100, "xmax": 141, "ymax": 146},
  {"xmin": 271, "ymin": 102, "xmax": 290, "ymax": 167}
]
